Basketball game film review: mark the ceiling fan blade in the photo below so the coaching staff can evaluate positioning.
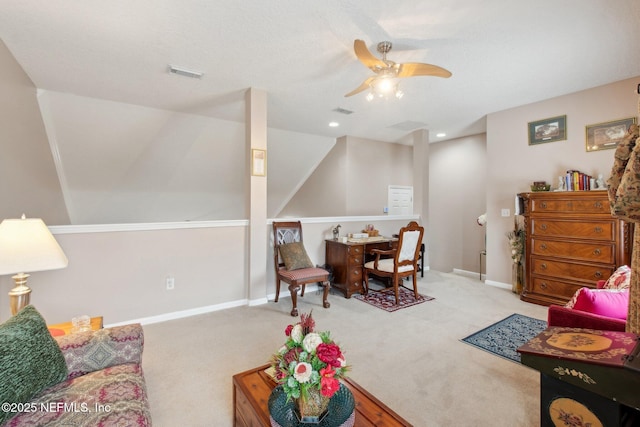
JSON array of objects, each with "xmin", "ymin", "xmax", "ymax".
[
  {"xmin": 397, "ymin": 62, "xmax": 452, "ymax": 78},
  {"xmin": 344, "ymin": 76, "xmax": 375, "ymax": 97},
  {"xmin": 353, "ymin": 39, "xmax": 386, "ymax": 70}
]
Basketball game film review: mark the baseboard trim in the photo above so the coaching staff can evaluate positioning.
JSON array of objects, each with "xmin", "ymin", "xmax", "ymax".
[
  {"xmin": 484, "ymin": 280, "xmax": 512, "ymax": 290},
  {"xmin": 105, "ymin": 299, "xmax": 249, "ymax": 327}
]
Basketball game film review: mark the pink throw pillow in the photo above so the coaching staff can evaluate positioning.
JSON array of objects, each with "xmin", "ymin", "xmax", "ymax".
[{"xmin": 572, "ymin": 288, "xmax": 629, "ymax": 320}]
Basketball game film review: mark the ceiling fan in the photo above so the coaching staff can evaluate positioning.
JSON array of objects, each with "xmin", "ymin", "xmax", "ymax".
[{"xmin": 345, "ymin": 39, "xmax": 452, "ymax": 99}]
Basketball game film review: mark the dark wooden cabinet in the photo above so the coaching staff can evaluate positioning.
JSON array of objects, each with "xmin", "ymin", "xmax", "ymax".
[{"xmin": 519, "ymin": 191, "xmax": 632, "ymax": 306}]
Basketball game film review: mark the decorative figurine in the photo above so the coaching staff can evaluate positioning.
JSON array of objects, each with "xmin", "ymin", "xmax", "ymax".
[
  {"xmin": 596, "ymin": 174, "xmax": 605, "ymax": 189},
  {"xmin": 557, "ymin": 176, "xmax": 566, "ymax": 191},
  {"xmin": 332, "ymin": 224, "xmax": 341, "ymax": 240}
]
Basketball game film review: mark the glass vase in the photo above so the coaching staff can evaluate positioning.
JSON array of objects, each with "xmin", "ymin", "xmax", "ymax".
[{"xmin": 296, "ymin": 387, "xmax": 330, "ymax": 424}]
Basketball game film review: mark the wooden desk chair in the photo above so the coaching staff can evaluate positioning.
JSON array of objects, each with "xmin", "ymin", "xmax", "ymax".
[
  {"xmin": 363, "ymin": 221, "xmax": 424, "ymax": 304},
  {"xmin": 272, "ymin": 221, "xmax": 331, "ymax": 316}
]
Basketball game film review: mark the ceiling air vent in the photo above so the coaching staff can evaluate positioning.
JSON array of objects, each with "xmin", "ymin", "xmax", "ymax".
[
  {"xmin": 333, "ymin": 107, "xmax": 354, "ymax": 115},
  {"xmin": 168, "ymin": 65, "xmax": 203, "ymax": 79}
]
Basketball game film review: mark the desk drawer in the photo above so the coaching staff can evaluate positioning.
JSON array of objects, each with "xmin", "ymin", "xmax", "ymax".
[
  {"xmin": 531, "ymin": 219, "xmax": 614, "ymax": 241},
  {"xmin": 531, "ymin": 258, "xmax": 612, "ymax": 283},
  {"xmin": 531, "ymin": 238, "xmax": 614, "ymax": 263}
]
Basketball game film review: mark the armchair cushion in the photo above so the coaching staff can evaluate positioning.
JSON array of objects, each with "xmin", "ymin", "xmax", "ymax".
[
  {"xmin": 279, "ymin": 242, "xmax": 314, "ymax": 270},
  {"xmin": 571, "ymin": 288, "xmax": 629, "ymax": 320},
  {"xmin": 0, "ymin": 305, "xmax": 68, "ymax": 425}
]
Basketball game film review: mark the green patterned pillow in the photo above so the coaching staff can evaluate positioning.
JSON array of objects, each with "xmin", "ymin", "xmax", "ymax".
[
  {"xmin": 0, "ymin": 305, "xmax": 68, "ymax": 424},
  {"xmin": 279, "ymin": 242, "xmax": 314, "ymax": 270}
]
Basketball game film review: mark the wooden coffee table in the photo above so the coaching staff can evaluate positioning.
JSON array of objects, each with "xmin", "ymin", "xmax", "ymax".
[{"xmin": 233, "ymin": 364, "xmax": 413, "ymax": 427}]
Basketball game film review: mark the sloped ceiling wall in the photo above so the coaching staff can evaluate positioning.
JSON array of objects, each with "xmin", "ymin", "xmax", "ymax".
[{"xmin": 0, "ymin": 40, "xmax": 69, "ymax": 224}]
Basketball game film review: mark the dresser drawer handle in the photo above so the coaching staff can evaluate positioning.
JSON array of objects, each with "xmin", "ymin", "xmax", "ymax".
[
  {"xmin": 540, "ymin": 243, "xmax": 547, "ymax": 250},
  {"xmin": 540, "ymin": 263, "xmax": 547, "ymax": 270},
  {"xmin": 594, "ymin": 271, "xmax": 602, "ymax": 278},
  {"xmin": 353, "ymin": 257, "xmax": 361, "ymax": 264},
  {"xmin": 540, "ymin": 282, "xmax": 548, "ymax": 289},
  {"xmin": 540, "ymin": 202, "xmax": 547, "ymax": 209},
  {"xmin": 594, "ymin": 201, "xmax": 603, "ymax": 209},
  {"xmin": 353, "ymin": 247, "xmax": 361, "ymax": 254},
  {"xmin": 593, "ymin": 249, "xmax": 601, "ymax": 256},
  {"xmin": 594, "ymin": 226, "xmax": 603, "ymax": 233},
  {"xmin": 539, "ymin": 224, "xmax": 547, "ymax": 231}
]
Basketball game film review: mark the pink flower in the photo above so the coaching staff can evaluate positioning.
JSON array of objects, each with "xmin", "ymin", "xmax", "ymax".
[
  {"xmin": 285, "ymin": 324, "xmax": 293, "ymax": 336},
  {"xmin": 319, "ymin": 366, "xmax": 340, "ymax": 397}
]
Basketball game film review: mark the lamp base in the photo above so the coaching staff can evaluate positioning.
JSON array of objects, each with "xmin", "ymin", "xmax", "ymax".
[{"xmin": 8, "ymin": 273, "xmax": 31, "ymax": 315}]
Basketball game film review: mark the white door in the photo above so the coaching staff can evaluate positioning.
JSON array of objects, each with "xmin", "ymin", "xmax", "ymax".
[{"xmin": 388, "ymin": 186, "xmax": 413, "ymax": 215}]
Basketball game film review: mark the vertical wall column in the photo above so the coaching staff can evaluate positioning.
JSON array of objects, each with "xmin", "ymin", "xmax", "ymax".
[
  {"xmin": 412, "ymin": 129, "xmax": 429, "ymax": 266},
  {"xmin": 245, "ymin": 88, "xmax": 268, "ymax": 305}
]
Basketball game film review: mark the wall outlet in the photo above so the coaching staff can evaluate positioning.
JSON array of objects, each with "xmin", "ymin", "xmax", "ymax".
[
  {"xmin": 166, "ymin": 276, "xmax": 175, "ymax": 290},
  {"xmin": 501, "ymin": 208, "xmax": 510, "ymax": 217}
]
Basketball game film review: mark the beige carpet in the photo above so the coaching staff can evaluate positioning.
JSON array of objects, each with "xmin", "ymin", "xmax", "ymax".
[{"xmin": 141, "ymin": 270, "xmax": 548, "ymax": 426}]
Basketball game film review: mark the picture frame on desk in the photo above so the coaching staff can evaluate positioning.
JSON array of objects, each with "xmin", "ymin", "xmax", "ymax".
[
  {"xmin": 585, "ymin": 117, "xmax": 637, "ymax": 152},
  {"xmin": 528, "ymin": 115, "xmax": 567, "ymax": 145}
]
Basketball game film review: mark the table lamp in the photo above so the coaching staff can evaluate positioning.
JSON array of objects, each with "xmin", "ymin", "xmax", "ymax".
[{"xmin": 0, "ymin": 215, "xmax": 68, "ymax": 315}]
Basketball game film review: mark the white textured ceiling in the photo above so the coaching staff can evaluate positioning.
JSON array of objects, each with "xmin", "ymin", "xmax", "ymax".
[{"xmin": 1, "ymin": 0, "xmax": 639, "ymax": 143}]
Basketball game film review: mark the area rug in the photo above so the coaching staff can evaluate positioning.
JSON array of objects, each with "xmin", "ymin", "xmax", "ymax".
[
  {"xmin": 353, "ymin": 287, "xmax": 434, "ymax": 312},
  {"xmin": 461, "ymin": 313, "xmax": 547, "ymax": 363}
]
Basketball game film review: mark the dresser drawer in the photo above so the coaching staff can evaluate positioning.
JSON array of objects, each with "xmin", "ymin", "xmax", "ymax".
[
  {"xmin": 348, "ymin": 245, "xmax": 364, "ymax": 256},
  {"xmin": 531, "ymin": 238, "xmax": 614, "ymax": 263},
  {"xmin": 348, "ymin": 253, "xmax": 363, "ymax": 267},
  {"xmin": 530, "ymin": 196, "xmax": 608, "ymax": 214},
  {"xmin": 348, "ymin": 267, "xmax": 362, "ymax": 281},
  {"xmin": 530, "ymin": 277, "xmax": 586, "ymax": 300},
  {"xmin": 531, "ymin": 258, "xmax": 612, "ymax": 283},
  {"xmin": 530, "ymin": 219, "xmax": 614, "ymax": 241}
]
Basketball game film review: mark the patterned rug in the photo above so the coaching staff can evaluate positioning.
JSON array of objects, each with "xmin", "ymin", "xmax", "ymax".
[
  {"xmin": 353, "ymin": 287, "xmax": 435, "ymax": 312},
  {"xmin": 461, "ymin": 313, "xmax": 547, "ymax": 363}
]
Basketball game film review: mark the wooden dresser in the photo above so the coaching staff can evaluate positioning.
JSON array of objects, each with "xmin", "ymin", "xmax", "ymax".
[{"xmin": 519, "ymin": 191, "xmax": 632, "ymax": 306}]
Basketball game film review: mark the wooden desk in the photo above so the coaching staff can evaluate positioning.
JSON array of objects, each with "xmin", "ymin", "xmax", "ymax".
[
  {"xmin": 47, "ymin": 316, "xmax": 103, "ymax": 337},
  {"xmin": 232, "ymin": 364, "xmax": 413, "ymax": 427},
  {"xmin": 325, "ymin": 237, "xmax": 396, "ymax": 298}
]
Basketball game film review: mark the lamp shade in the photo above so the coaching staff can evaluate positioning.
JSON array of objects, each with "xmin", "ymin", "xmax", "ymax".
[{"xmin": 0, "ymin": 217, "xmax": 68, "ymax": 275}]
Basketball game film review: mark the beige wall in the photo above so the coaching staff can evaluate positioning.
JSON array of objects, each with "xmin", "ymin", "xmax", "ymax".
[
  {"xmin": 486, "ymin": 76, "xmax": 640, "ymax": 284},
  {"xmin": 429, "ymin": 134, "xmax": 487, "ymax": 274},
  {"xmin": 0, "ymin": 40, "xmax": 69, "ymax": 224},
  {"xmin": 281, "ymin": 136, "xmax": 414, "ymax": 217}
]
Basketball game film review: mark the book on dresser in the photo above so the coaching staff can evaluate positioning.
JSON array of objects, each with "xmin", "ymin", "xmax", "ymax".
[{"xmin": 518, "ymin": 190, "xmax": 633, "ymax": 306}]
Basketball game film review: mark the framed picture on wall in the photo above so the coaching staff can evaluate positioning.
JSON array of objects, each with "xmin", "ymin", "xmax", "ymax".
[
  {"xmin": 528, "ymin": 115, "xmax": 567, "ymax": 145},
  {"xmin": 585, "ymin": 117, "xmax": 637, "ymax": 152}
]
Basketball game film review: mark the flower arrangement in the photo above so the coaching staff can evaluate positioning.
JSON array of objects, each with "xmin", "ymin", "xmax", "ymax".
[{"xmin": 270, "ymin": 312, "xmax": 349, "ymax": 404}]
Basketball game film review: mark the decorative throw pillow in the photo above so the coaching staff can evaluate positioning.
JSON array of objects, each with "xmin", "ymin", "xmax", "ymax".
[
  {"xmin": 0, "ymin": 305, "xmax": 68, "ymax": 424},
  {"xmin": 571, "ymin": 288, "xmax": 629, "ymax": 320},
  {"xmin": 279, "ymin": 242, "xmax": 314, "ymax": 270},
  {"xmin": 601, "ymin": 265, "xmax": 631, "ymax": 290}
]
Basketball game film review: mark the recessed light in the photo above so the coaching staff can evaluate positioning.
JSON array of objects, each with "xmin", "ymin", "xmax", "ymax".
[
  {"xmin": 329, "ymin": 122, "xmax": 339, "ymax": 127},
  {"xmin": 436, "ymin": 133, "xmax": 446, "ymax": 138}
]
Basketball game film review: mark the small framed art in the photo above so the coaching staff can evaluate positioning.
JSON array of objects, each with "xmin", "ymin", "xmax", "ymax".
[
  {"xmin": 251, "ymin": 149, "xmax": 266, "ymax": 176},
  {"xmin": 585, "ymin": 117, "xmax": 637, "ymax": 152},
  {"xmin": 528, "ymin": 115, "xmax": 567, "ymax": 145}
]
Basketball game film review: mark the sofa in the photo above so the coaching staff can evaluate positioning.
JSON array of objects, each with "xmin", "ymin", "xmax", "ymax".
[
  {"xmin": 0, "ymin": 305, "xmax": 151, "ymax": 426},
  {"xmin": 547, "ymin": 266, "xmax": 630, "ymax": 332}
]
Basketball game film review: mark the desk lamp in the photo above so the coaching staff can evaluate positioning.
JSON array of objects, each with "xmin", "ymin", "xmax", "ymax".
[{"xmin": 0, "ymin": 215, "xmax": 68, "ymax": 315}]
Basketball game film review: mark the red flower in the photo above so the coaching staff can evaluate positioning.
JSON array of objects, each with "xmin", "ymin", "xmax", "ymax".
[
  {"xmin": 316, "ymin": 343, "xmax": 343, "ymax": 368},
  {"xmin": 285, "ymin": 324, "xmax": 293, "ymax": 336},
  {"xmin": 319, "ymin": 366, "xmax": 340, "ymax": 397}
]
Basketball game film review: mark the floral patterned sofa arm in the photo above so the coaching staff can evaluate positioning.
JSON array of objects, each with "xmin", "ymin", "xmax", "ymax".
[{"xmin": 54, "ymin": 323, "xmax": 144, "ymax": 379}]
